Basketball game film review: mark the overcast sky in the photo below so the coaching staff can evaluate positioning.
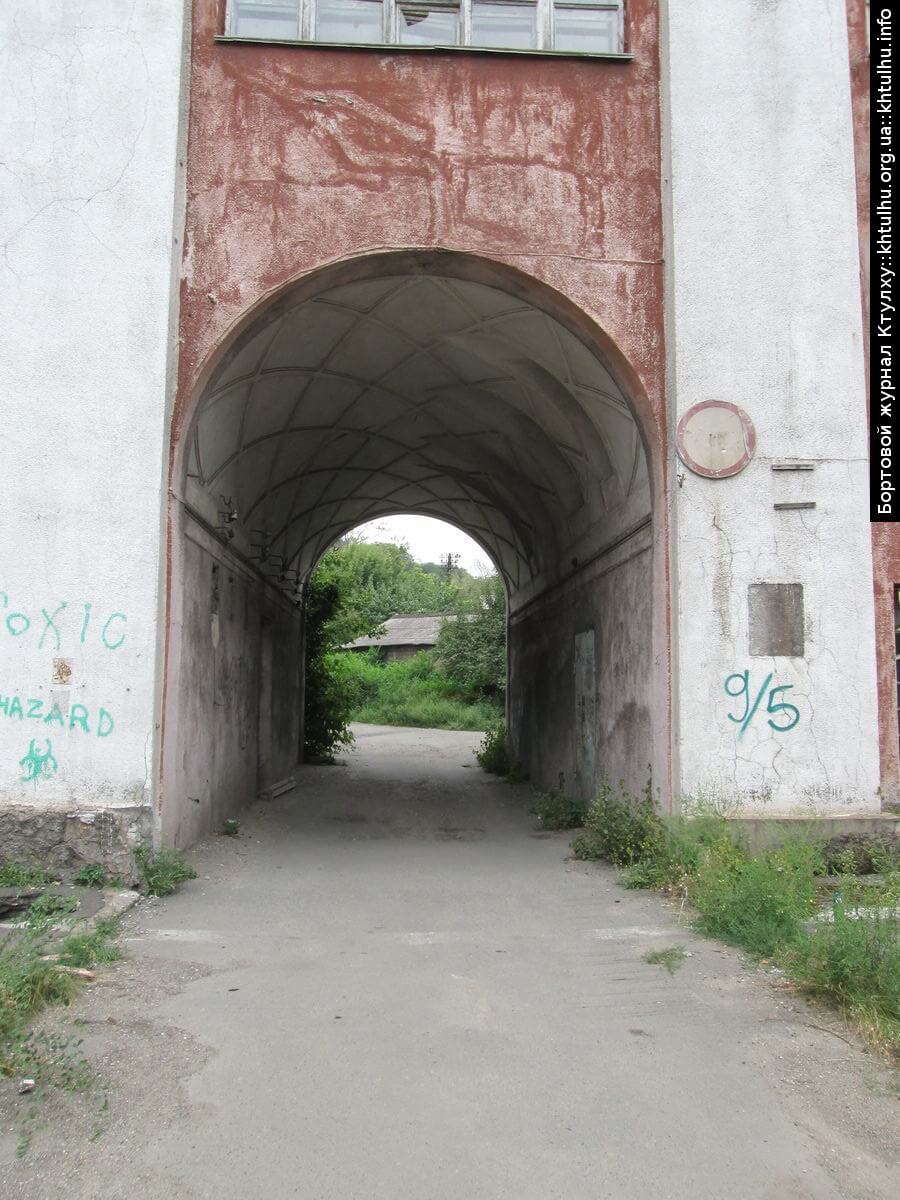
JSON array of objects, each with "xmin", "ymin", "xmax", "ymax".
[{"xmin": 351, "ymin": 516, "xmax": 495, "ymax": 576}]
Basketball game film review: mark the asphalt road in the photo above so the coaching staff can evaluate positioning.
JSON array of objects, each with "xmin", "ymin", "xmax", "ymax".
[{"xmin": 2, "ymin": 725, "xmax": 898, "ymax": 1199}]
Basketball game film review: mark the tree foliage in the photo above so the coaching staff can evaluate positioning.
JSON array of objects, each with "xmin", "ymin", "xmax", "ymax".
[
  {"xmin": 303, "ymin": 538, "xmax": 504, "ymax": 758},
  {"xmin": 434, "ymin": 574, "xmax": 506, "ymax": 700}
]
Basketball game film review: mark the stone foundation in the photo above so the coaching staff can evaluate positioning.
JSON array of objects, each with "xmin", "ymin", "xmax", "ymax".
[{"xmin": 0, "ymin": 804, "xmax": 151, "ymax": 884}]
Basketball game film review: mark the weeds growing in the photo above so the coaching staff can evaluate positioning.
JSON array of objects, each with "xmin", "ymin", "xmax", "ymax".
[
  {"xmin": 133, "ymin": 848, "xmax": 197, "ymax": 897},
  {"xmin": 780, "ymin": 909, "xmax": 900, "ymax": 1054},
  {"xmin": 57, "ymin": 920, "xmax": 121, "ymax": 970},
  {"xmin": 643, "ymin": 946, "xmax": 688, "ymax": 975},
  {"xmin": 0, "ymin": 862, "xmax": 59, "ymax": 888},
  {"xmin": 74, "ymin": 864, "xmax": 109, "ymax": 888},
  {"xmin": 476, "ymin": 722, "xmax": 512, "ymax": 775},
  {"xmin": 530, "ymin": 790, "xmax": 587, "ymax": 830},
  {"xmin": 571, "ymin": 778, "xmax": 661, "ymax": 866},
  {"xmin": 573, "ymin": 780, "xmax": 899, "ymax": 1055}
]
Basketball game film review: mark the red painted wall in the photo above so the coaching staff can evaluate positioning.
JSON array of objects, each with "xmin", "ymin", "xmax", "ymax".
[
  {"xmin": 847, "ymin": 1, "xmax": 899, "ymax": 805},
  {"xmin": 165, "ymin": 0, "xmax": 670, "ymax": 812},
  {"xmin": 174, "ymin": 0, "xmax": 666, "ymax": 451}
]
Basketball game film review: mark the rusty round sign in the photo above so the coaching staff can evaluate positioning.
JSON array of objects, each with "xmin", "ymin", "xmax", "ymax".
[{"xmin": 676, "ymin": 400, "xmax": 756, "ymax": 479}]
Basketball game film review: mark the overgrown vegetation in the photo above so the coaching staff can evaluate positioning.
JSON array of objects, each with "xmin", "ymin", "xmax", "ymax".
[
  {"xmin": 133, "ymin": 848, "xmax": 197, "ymax": 897},
  {"xmin": 73, "ymin": 864, "xmax": 116, "ymax": 889},
  {"xmin": 571, "ymin": 782, "xmax": 900, "ymax": 1054},
  {"xmin": 304, "ymin": 538, "xmax": 506, "ymax": 758},
  {"xmin": 342, "ymin": 649, "xmax": 502, "ymax": 731},
  {"xmin": 476, "ymin": 722, "xmax": 512, "ymax": 775},
  {"xmin": 0, "ymin": 862, "xmax": 59, "ymax": 888},
  {"xmin": 24, "ymin": 894, "xmax": 79, "ymax": 932},
  {"xmin": 56, "ymin": 920, "xmax": 121, "ymax": 970},
  {"xmin": 1, "ymin": 911, "xmax": 119, "ymax": 1157},
  {"xmin": 1, "ymin": 904, "xmax": 120, "ymax": 1077},
  {"xmin": 0, "ymin": 934, "xmax": 78, "ymax": 1055},
  {"xmin": 571, "ymin": 778, "xmax": 660, "ymax": 866},
  {"xmin": 530, "ymin": 790, "xmax": 587, "ymax": 830},
  {"xmin": 433, "ymin": 575, "xmax": 506, "ymax": 704}
]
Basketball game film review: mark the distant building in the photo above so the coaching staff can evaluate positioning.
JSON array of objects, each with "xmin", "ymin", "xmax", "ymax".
[{"xmin": 348, "ymin": 615, "xmax": 452, "ymax": 662}]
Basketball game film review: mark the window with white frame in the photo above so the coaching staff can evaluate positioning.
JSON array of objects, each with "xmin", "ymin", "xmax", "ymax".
[{"xmin": 227, "ymin": 0, "xmax": 625, "ymax": 54}]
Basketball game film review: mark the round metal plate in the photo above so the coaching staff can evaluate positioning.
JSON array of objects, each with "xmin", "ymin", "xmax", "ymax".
[{"xmin": 676, "ymin": 401, "xmax": 756, "ymax": 479}]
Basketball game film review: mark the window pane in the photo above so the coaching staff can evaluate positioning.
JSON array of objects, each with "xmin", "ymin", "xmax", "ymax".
[
  {"xmin": 553, "ymin": 7, "xmax": 618, "ymax": 52},
  {"xmin": 317, "ymin": 0, "xmax": 384, "ymax": 43},
  {"xmin": 397, "ymin": 4, "xmax": 460, "ymax": 45},
  {"xmin": 233, "ymin": 0, "xmax": 299, "ymax": 38},
  {"xmin": 471, "ymin": 3, "xmax": 537, "ymax": 49}
]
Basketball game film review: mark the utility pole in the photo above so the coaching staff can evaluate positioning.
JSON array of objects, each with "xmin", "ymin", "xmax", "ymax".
[{"xmin": 443, "ymin": 552, "xmax": 460, "ymax": 579}]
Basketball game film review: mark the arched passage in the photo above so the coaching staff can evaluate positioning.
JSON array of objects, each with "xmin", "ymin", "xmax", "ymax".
[{"xmin": 162, "ymin": 253, "xmax": 665, "ymax": 847}]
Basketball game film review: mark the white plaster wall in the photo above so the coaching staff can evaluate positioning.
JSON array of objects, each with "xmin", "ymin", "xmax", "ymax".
[
  {"xmin": 663, "ymin": 0, "xmax": 879, "ymax": 813},
  {"xmin": 0, "ymin": 4, "xmax": 187, "ymax": 812}
]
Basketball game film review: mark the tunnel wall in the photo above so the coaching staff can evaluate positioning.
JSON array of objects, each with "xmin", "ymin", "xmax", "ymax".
[
  {"xmin": 168, "ymin": 515, "xmax": 302, "ymax": 848},
  {"xmin": 508, "ymin": 527, "xmax": 653, "ymax": 802}
]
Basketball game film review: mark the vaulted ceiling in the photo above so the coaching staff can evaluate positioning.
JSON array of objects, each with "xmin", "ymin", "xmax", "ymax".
[{"xmin": 185, "ymin": 274, "xmax": 650, "ymax": 604}]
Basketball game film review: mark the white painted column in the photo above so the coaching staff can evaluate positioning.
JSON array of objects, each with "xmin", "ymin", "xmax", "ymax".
[
  {"xmin": 0, "ymin": 4, "xmax": 188, "ymax": 814},
  {"xmin": 661, "ymin": 0, "xmax": 879, "ymax": 813}
]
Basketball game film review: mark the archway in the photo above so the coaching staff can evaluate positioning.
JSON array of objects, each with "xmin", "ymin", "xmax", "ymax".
[{"xmin": 161, "ymin": 252, "xmax": 664, "ymax": 847}]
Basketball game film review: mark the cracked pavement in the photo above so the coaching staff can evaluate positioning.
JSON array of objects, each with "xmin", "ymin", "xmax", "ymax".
[{"xmin": 1, "ymin": 726, "xmax": 898, "ymax": 1199}]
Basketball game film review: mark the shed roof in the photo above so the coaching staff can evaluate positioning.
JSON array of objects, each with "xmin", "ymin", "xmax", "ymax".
[{"xmin": 348, "ymin": 613, "xmax": 452, "ymax": 649}]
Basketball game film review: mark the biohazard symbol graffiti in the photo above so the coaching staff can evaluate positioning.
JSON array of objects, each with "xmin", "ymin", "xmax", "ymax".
[{"xmin": 19, "ymin": 737, "xmax": 58, "ymax": 784}]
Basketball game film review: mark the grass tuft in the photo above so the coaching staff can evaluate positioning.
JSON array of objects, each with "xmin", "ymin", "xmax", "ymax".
[
  {"xmin": 643, "ymin": 945, "xmax": 688, "ymax": 975},
  {"xmin": 0, "ymin": 862, "xmax": 59, "ymax": 888},
  {"xmin": 0, "ymin": 934, "xmax": 79, "ymax": 1054},
  {"xmin": 133, "ymin": 848, "xmax": 197, "ymax": 897},
  {"xmin": 73, "ymin": 864, "xmax": 108, "ymax": 888},
  {"xmin": 57, "ymin": 920, "xmax": 121, "ymax": 970},
  {"xmin": 530, "ymin": 790, "xmax": 587, "ymax": 830}
]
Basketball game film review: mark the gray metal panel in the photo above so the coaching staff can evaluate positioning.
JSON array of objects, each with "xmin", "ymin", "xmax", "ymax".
[{"xmin": 748, "ymin": 583, "xmax": 804, "ymax": 658}]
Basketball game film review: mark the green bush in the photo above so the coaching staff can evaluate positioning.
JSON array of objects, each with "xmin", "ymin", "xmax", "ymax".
[
  {"xmin": 304, "ymin": 646, "xmax": 362, "ymax": 762},
  {"xmin": 530, "ymin": 790, "xmax": 587, "ymax": 830},
  {"xmin": 690, "ymin": 839, "xmax": 823, "ymax": 957},
  {"xmin": 571, "ymin": 780, "xmax": 663, "ymax": 866},
  {"xmin": 781, "ymin": 911, "xmax": 900, "ymax": 1052},
  {"xmin": 434, "ymin": 575, "xmax": 506, "ymax": 701},
  {"xmin": 476, "ymin": 722, "xmax": 511, "ymax": 775},
  {"xmin": 622, "ymin": 813, "xmax": 737, "ymax": 892},
  {"xmin": 133, "ymin": 848, "xmax": 197, "ymax": 897}
]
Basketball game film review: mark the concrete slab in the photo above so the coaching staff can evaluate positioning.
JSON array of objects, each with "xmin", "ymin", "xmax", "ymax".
[{"xmin": 1, "ymin": 726, "xmax": 897, "ymax": 1198}]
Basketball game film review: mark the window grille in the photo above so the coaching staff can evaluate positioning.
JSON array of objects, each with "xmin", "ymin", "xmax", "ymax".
[{"xmin": 227, "ymin": 0, "xmax": 625, "ymax": 53}]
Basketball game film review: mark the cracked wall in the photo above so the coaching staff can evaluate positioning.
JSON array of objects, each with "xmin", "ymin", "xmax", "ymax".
[
  {"xmin": 662, "ymin": 0, "xmax": 880, "ymax": 814},
  {"xmin": 0, "ymin": 3, "xmax": 188, "ymax": 834}
]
